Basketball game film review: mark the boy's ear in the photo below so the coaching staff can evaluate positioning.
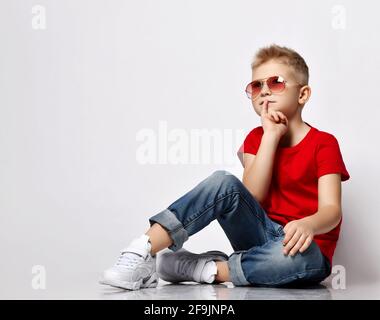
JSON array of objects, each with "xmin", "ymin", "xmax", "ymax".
[{"xmin": 298, "ymin": 85, "xmax": 311, "ymax": 104}]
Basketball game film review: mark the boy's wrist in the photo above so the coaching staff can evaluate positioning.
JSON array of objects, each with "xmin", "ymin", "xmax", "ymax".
[{"xmin": 262, "ymin": 132, "xmax": 281, "ymax": 145}]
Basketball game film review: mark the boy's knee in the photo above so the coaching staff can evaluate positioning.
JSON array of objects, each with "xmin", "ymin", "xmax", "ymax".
[
  {"xmin": 209, "ymin": 170, "xmax": 241, "ymax": 187},
  {"xmin": 210, "ymin": 170, "xmax": 242, "ymax": 191},
  {"xmin": 212, "ymin": 170, "xmax": 238, "ymax": 181},
  {"xmin": 212, "ymin": 169, "xmax": 232, "ymax": 176}
]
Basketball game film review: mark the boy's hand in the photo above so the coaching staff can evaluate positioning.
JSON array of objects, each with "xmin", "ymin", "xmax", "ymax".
[
  {"xmin": 282, "ymin": 218, "xmax": 315, "ymax": 256},
  {"xmin": 260, "ymin": 101, "xmax": 288, "ymax": 138}
]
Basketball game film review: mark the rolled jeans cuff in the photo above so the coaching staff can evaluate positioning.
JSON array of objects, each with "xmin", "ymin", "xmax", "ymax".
[
  {"xmin": 227, "ymin": 251, "xmax": 251, "ymax": 286},
  {"xmin": 148, "ymin": 209, "xmax": 189, "ymax": 252}
]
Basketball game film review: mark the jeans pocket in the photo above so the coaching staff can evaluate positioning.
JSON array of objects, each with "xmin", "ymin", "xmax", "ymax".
[
  {"xmin": 276, "ymin": 225, "xmax": 285, "ymax": 237},
  {"xmin": 268, "ymin": 218, "xmax": 285, "ymax": 237}
]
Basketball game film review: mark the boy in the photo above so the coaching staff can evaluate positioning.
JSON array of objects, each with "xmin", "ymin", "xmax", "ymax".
[{"xmin": 99, "ymin": 44, "xmax": 350, "ymax": 290}]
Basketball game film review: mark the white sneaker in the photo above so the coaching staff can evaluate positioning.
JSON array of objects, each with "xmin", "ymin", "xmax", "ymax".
[{"xmin": 99, "ymin": 234, "xmax": 158, "ymax": 290}]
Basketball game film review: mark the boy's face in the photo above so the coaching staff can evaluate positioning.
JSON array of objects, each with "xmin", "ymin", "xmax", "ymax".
[{"xmin": 250, "ymin": 59, "xmax": 310, "ymax": 120}]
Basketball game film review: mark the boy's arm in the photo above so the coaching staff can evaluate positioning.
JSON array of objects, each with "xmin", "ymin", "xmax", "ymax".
[
  {"xmin": 282, "ymin": 173, "xmax": 343, "ymax": 256},
  {"xmin": 242, "ymin": 132, "xmax": 281, "ymax": 205},
  {"xmin": 303, "ymin": 173, "xmax": 342, "ymax": 234}
]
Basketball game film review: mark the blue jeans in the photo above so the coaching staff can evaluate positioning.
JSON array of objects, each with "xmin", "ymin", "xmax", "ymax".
[{"xmin": 148, "ymin": 170, "xmax": 331, "ymax": 287}]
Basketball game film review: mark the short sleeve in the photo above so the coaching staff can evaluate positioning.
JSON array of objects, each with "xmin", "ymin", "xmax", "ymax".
[
  {"xmin": 237, "ymin": 127, "xmax": 263, "ymax": 167},
  {"xmin": 315, "ymin": 134, "xmax": 350, "ymax": 181}
]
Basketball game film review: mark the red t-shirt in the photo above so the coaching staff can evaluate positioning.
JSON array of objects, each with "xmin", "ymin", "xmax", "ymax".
[{"xmin": 237, "ymin": 123, "xmax": 350, "ymax": 268}]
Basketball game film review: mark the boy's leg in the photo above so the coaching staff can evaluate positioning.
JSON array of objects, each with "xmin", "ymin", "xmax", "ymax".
[
  {"xmin": 147, "ymin": 170, "xmax": 281, "ymax": 254},
  {"xmin": 230, "ymin": 235, "xmax": 331, "ymax": 287},
  {"xmin": 102, "ymin": 169, "xmax": 271, "ymax": 290},
  {"xmin": 147, "ymin": 169, "xmax": 286, "ymax": 285},
  {"xmin": 145, "ymin": 222, "xmax": 173, "ymax": 256},
  {"xmin": 215, "ymin": 261, "xmax": 230, "ymax": 282}
]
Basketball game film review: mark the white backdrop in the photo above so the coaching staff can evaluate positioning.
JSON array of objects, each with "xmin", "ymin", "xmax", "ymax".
[{"xmin": 0, "ymin": 0, "xmax": 379, "ymax": 298}]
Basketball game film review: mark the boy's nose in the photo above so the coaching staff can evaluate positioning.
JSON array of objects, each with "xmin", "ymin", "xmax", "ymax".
[{"xmin": 260, "ymin": 82, "xmax": 272, "ymax": 96}]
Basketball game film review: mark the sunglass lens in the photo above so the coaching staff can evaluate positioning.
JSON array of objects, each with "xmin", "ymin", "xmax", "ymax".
[
  {"xmin": 246, "ymin": 81, "xmax": 261, "ymax": 99},
  {"xmin": 267, "ymin": 76, "xmax": 285, "ymax": 92}
]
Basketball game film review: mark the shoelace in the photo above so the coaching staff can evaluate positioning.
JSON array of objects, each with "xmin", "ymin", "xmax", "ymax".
[{"xmin": 115, "ymin": 251, "xmax": 144, "ymax": 269}]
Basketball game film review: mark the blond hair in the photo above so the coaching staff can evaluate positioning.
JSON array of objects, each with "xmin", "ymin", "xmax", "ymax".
[{"xmin": 251, "ymin": 44, "xmax": 309, "ymax": 85}]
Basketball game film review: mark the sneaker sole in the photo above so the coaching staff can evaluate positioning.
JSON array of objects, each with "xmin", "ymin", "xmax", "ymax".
[{"xmin": 99, "ymin": 272, "xmax": 158, "ymax": 290}]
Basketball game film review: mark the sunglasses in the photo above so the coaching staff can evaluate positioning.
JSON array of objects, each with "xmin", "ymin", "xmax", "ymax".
[{"xmin": 245, "ymin": 75, "xmax": 300, "ymax": 100}]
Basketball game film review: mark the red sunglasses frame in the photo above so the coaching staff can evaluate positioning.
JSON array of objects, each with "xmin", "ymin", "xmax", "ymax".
[{"xmin": 245, "ymin": 75, "xmax": 301, "ymax": 100}]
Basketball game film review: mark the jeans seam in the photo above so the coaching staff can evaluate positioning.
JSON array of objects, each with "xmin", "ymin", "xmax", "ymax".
[
  {"xmin": 181, "ymin": 192, "xmax": 237, "ymax": 230},
  {"xmin": 169, "ymin": 225, "xmax": 182, "ymax": 234},
  {"xmin": 238, "ymin": 191, "xmax": 278, "ymax": 237},
  {"xmin": 182, "ymin": 190, "xmax": 277, "ymax": 239},
  {"xmin": 258, "ymin": 267, "xmax": 329, "ymax": 286}
]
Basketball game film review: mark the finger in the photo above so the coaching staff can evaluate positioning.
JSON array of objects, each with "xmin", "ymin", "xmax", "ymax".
[
  {"xmin": 275, "ymin": 111, "xmax": 286, "ymax": 118},
  {"xmin": 270, "ymin": 113, "xmax": 279, "ymax": 123},
  {"xmin": 284, "ymin": 231, "xmax": 302, "ymax": 254},
  {"xmin": 279, "ymin": 115, "xmax": 288, "ymax": 126},
  {"xmin": 289, "ymin": 234, "xmax": 307, "ymax": 256},
  {"xmin": 270, "ymin": 111, "xmax": 280, "ymax": 122},
  {"xmin": 261, "ymin": 101, "xmax": 269, "ymax": 117},
  {"xmin": 282, "ymin": 227, "xmax": 296, "ymax": 246},
  {"xmin": 299, "ymin": 235, "xmax": 313, "ymax": 253},
  {"xmin": 275, "ymin": 112, "xmax": 287, "ymax": 124},
  {"xmin": 276, "ymin": 112, "xmax": 286, "ymax": 122}
]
